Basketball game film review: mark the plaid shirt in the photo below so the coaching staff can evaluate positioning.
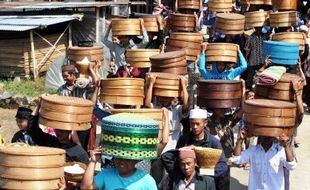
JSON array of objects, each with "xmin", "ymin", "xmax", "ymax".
[{"xmin": 57, "ymin": 83, "xmax": 93, "ymax": 100}]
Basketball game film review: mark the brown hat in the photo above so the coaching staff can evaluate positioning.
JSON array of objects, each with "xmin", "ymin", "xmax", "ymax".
[
  {"xmin": 62, "ymin": 64, "xmax": 77, "ymax": 72},
  {"xmin": 179, "ymin": 149, "xmax": 196, "ymax": 160}
]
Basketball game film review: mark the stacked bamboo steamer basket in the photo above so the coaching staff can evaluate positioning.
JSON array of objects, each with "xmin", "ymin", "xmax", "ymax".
[
  {"xmin": 125, "ymin": 49, "xmax": 160, "ymax": 68},
  {"xmin": 140, "ymin": 16, "xmax": 159, "ymax": 32},
  {"xmin": 178, "ymin": 0, "xmax": 200, "ymax": 10},
  {"xmin": 272, "ymin": 0, "xmax": 297, "ymax": 11},
  {"xmin": 100, "ymin": 78, "xmax": 144, "ymax": 106},
  {"xmin": 205, "ymin": 43, "xmax": 238, "ymax": 63},
  {"xmin": 166, "ymin": 32, "xmax": 202, "ymax": 61},
  {"xmin": 272, "ymin": 32, "xmax": 305, "ymax": 52},
  {"xmin": 208, "ymin": 0, "xmax": 233, "ymax": 13},
  {"xmin": 215, "ymin": 13, "xmax": 245, "ymax": 35},
  {"xmin": 197, "ymin": 80, "xmax": 243, "ymax": 108},
  {"xmin": 39, "ymin": 94, "xmax": 93, "ymax": 131},
  {"xmin": 150, "ymin": 51, "xmax": 187, "ymax": 75},
  {"xmin": 170, "ymin": 13, "xmax": 196, "ymax": 32},
  {"xmin": 147, "ymin": 72, "xmax": 183, "ymax": 97},
  {"xmin": 241, "ymin": 0, "xmax": 264, "ymax": 4},
  {"xmin": 0, "ymin": 146, "xmax": 65, "ymax": 190},
  {"xmin": 244, "ymin": 99, "xmax": 296, "ymax": 137},
  {"xmin": 255, "ymin": 73, "xmax": 304, "ymax": 102},
  {"xmin": 269, "ymin": 11, "xmax": 297, "ymax": 27},
  {"xmin": 245, "ymin": 11, "xmax": 269, "ymax": 28},
  {"xmin": 67, "ymin": 46, "xmax": 104, "ymax": 77},
  {"xmin": 112, "ymin": 19, "xmax": 141, "ymax": 36}
]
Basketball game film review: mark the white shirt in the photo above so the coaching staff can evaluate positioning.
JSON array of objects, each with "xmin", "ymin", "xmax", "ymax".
[{"xmin": 232, "ymin": 143, "xmax": 297, "ymax": 190}]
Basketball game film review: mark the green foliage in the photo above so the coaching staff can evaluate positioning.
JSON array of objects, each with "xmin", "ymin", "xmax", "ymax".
[{"xmin": 1, "ymin": 77, "xmax": 57, "ymax": 97}]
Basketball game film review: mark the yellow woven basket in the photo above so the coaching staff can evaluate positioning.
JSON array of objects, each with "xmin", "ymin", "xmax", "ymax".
[{"xmin": 194, "ymin": 147, "xmax": 222, "ymax": 168}]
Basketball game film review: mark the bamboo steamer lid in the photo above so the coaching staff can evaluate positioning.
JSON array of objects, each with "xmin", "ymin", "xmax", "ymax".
[
  {"xmin": 245, "ymin": 11, "xmax": 269, "ymax": 28},
  {"xmin": 0, "ymin": 146, "xmax": 65, "ymax": 181},
  {"xmin": 272, "ymin": 0, "xmax": 297, "ymax": 11},
  {"xmin": 170, "ymin": 32, "xmax": 203, "ymax": 42},
  {"xmin": 205, "ymin": 43, "xmax": 238, "ymax": 63},
  {"xmin": 100, "ymin": 78, "xmax": 144, "ymax": 106},
  {"xmin": 39, "ymin": 95, "xmax": 93, "ymax": 131},
  {"xmin": 244, "ymin": 99, "xmax": 296, "ymax": 137},
  {"xmin": 208, "ymin": 0, "xmax": 233, "ymax": 13},
  {"xmin": 197, "ymin": 80, "xmax": 242, "ymax": 108},
  {"xmin": 0, "ymin": 178, "xmax": 60, "ymax": 190},
  {"xmin": 178, "ymin": 0, "xmax": 200, "ymax": 10},
  {"xmin": 170, "ymin": 13, "xmax": 196, "ymax": 32},
  {"xmin": 272, "ymin": 32, "xmax": 305, "ymax": 51},
  {"xmin": 126, "ymin": 49, "xmax": 160, "ymax": 68},
  {"xmin": 270, "ymin": 11, "xmax": 297, "ymax": 27},
  {"xmin": 216, "ymin": 13, "xmax": 245, "ymax": 35},
  {"xmin": 140, "ymin": 16, "xmax": 159, "ymax": 32},
  {"xmin": 255, "ymin": 73, "xmax": 304, "ymax": 101},
  {"xmin": 147, "ymin": 72, "xmax": 183, "ymax": 97},
  {"xmin": 112, "ymin": 19, "xmax": 141, "ymax": 36},
  {"xmin": 194, "ymin": 147, "xmax": 222, "ymax": 168}
]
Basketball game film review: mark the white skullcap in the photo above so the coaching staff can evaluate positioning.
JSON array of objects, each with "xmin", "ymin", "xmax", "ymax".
[
  {"xmin": 189, "ymin": 108, "xmax": 208, "ymax": 119},
  {"xmin": 300, "ymin": 25, "xmax": 309, "ymax": 32}
]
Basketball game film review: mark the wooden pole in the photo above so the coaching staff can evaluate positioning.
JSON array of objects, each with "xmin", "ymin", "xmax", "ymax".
[
  {"xmin": 68, "ymin": 22, "xmax": 72, "ymax": 47},
  {"xmin": 96, "ymin": 7, "xmax": 100, "ymax": 43},
  {"xmin": 30, "ymin": 30, "xmax": 38, "ymax": 79}
]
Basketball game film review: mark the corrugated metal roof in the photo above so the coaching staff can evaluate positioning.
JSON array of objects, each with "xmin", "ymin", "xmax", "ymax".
[{"xmin": 0, "ymin": 15, "xmax": 83, "ymax": 31}]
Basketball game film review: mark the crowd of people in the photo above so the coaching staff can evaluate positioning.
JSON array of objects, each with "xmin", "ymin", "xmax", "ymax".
[{"xmin": 2, "ymin": 0, "xmax": 310, "ymax": 190}]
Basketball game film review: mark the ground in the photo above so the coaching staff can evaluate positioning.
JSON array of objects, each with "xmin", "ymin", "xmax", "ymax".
[{"xmin": 0, "ymin": 108, "xmax": 310, "ymax": 189}]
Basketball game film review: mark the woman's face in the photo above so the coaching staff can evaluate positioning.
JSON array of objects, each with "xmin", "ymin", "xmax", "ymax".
[{"xmin": 114, "ymin": 158, "xmax": 138, "ymax": 177}]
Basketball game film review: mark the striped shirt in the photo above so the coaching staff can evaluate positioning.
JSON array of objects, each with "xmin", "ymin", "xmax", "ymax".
[{"xmin": 57, "ymin": 83, "xmax": 93, "ymax": 100}]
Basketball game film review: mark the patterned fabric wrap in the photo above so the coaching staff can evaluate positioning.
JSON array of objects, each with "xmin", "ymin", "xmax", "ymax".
[{"xmin": 101, "ymin": 113, "xmax": 160, "ymax": 160}]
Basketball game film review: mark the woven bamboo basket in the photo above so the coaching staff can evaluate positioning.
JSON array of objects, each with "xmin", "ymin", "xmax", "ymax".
[
  {"xmin": 270, "ymin": 11, "xmax": 297, "ymax": 27},
  {"xmin": 147, "ymin": 72, "xmax": 183, "ymax": 97},
  {"xmin": 205, "ymin": 43, "xmax": 238, "ymax": 63},
  {"xmin": 170, "ymin": 13, "xmax": 196, "ymax": 32},
  {"xmin": 194, "ymin": 147, "xmax": 222, "ymax": 168},
  {"xmin": 0, "ymin": 146, "xmax": 65, "ymax": 182},
  {"xmin": 126, "ymin": 49, "xmax": 160, "ymax": 68},
  {"xmin": 39, "ymin": 95, "xmax": 93, "ymax": 131},
  {"xmin": 100, "ymin": 78, "xmax": 145, "ymax": 106},
  {"xmin": 255, "ymin": 73, "xmax": 304, "ymax": 101},
  {"xmin": 112, "ymin": 19, "xmax": 141, "ymax": 36},
  {"xmin": 208, "ymin": 0, "xmax": 233, "ymax": 13},
  {"xmin": 272, "ymin": 32, "xmax": 305, "ymax": 51},
  {"xmin": 166, "ymin": 38, "xmax": 201, "ymax": 61},
  {"xmin": 245, "ymin": 11, "xmax": 269, "ymax": 28},
  {"xmin": 197, "ymin": 80, "xmax": 242, "ymax": 108},
  {"xmin": 216, "ymin": 13, "xmax": 245, "ymax": 35},
  {"xmin": 140, "ymin": 16, "xmax": 159, "ymax": 32},
  {"xmin": 64, "ymin": 162, "xmax": 87, "ymax": 183},
  {"xmin": 244, "ymin": 99, "xmax": 296, "ymax": 137},
  {"xmin": 178, "ymin": 0, "xmax": 200, "ymax": 10},
  {"xmin": 272, "ymin": 0, "xmax": 297, "ymax": 10}
]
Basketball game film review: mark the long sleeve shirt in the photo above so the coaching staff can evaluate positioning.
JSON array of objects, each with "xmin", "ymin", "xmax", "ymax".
[
  {"xmin": 232, "ymin": 143, "xmax": 297, "ymax": 190},
  {"xmin": 198, "ymin": 52, "xmax": 247, "ymax": 80}
]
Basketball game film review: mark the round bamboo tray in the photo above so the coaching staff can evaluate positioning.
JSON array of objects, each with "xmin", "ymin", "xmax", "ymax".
[
  {"xmin": 166, "ymin": 38, "xmax": 201, "ymax": 61},
  {"xmin": 140, "ymin": 16, "xmax": 159, "ymax": 32},
  {"xmin": 194, "ymin": 147, "xmax": 222, "ymax": 168},
  {"xmin": 165, "ymin": 46, "xmax": 199, "ymax": 62},
  {"xmin": 272, "ymin": 32, "xmax": 305, "ymax": 51},
  {"xmin": 64, "ymin": 162, "xmax": 87, "ymax": 183},
  {"xmin": 0, "ymin": 146, "xmax": 65, "ymax": 181},
  {"xmin": 269, "ymin": 11, "xmax": 297, "ymax": 27},
  {"xmin": 150, "ymin": 51, "xmax": 188, "ymax": 74},
  {"xmin": 244, "ymin": 99, "xmax": 296, "ymax": 137},
  {"xmin": 208, "ymin": 0, "xmax": 233, "ymax": 13},
  {"xmin": 39, "ymin": 95, "xmax": 93, "ymax": 131},
  {"xmin": 112, "ymin": 19, "xmax": 141, "ymax": 36},
  {"xmin": 205, "ymin": 43, "xmax": 238, "ymax": 63},
  {"xmin": 170, "ymin": 32, "xmax": 203, "ymax": 42},
  {"xmin": 0, "ymin": 178, "xmax": 60, "ymax": 190},
  {"xmin": 197, "ymin": 80, "xmax": 242, "ymax": 108},
  {"xmin": 147, "ymin": 72, "xmax": 183, "ymax": 97},
  {"xmin": 255, "ymin": 73, "xmax": 304, "ymax": 101},
  {"xmin": 216, "ymin": 13, "xmax": 245, "ymax": 35},
  {"xmin": 178, "ymin": 0, "xmax": 200, "ymax": 10},
  {"xmin": 100, "ymin": 78, "xmax": 145, "ymax": 106},
  {"xmin": 272, "ymin": 0, "xmax": 297, "ymax": 11},
  {"xmin": 245, "ymin": 11, "xmax": 269, "ymax": 28},
  {"xmin": 170, "ymin": 13, "xmax": 196, "ymax": 32},
  {"xmin": 126, "ymin": 49, "xmax": 160, "ymax": 68}
]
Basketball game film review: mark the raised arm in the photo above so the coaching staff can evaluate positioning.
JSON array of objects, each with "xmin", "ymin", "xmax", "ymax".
[
  {"xmin": 81, "ymin": 148, "xmax": 101, "ymax": 190},
  {"xmin": 180, "ymin": 76, "xmax": 189, "ymax": 114},
  {"xmin": 227, "ymin": 48, "xmax": 247, "ymax": 79},
  {"xmin": 144, "ymin": 73, "xmax": 156, "ymax": 108},
  {"xmin": 198, "ymin": 42, "xmax": 211, "ymax": 79},
  {"xmin": 102, "ymin": 23, "xmax": 114, "ymax": 49}
]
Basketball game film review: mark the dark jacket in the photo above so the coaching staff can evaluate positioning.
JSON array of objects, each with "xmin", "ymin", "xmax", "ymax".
[{"xmin": 161, "ymin": 149, "xmax": 216, "ymax": 190}]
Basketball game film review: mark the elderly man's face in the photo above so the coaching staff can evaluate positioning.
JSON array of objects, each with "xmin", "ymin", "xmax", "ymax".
[
  {"xmin": 190, "ymin": 119, "xmax": 207, "ymax": 137},
  {"xmin": 179, "ymin": 158, "xmax": 196, "ymax": 178}
]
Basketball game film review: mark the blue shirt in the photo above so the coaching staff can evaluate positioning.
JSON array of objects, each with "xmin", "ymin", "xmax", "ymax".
[
  {"xmin": 94, "ymin": 168, "xmax": 157, "ymax": 190},
  {"xmin": 198, "ymin": 52, "xmax": 247, "ymax": 80}
]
